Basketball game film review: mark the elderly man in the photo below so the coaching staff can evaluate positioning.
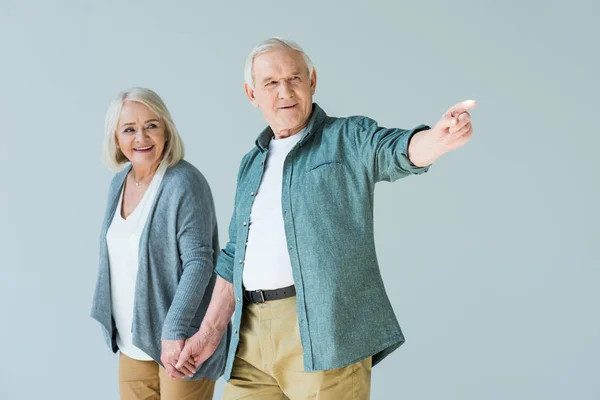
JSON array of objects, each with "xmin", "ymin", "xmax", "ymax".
[{"xmin": 177, "ymin": 37, "xmax": 475, "ymax": 399}]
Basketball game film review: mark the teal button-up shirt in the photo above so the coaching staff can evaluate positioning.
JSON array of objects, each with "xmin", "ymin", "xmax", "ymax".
[{"xmin": 215, "ymin": 103, "xmax": 430, "ymax": 380}]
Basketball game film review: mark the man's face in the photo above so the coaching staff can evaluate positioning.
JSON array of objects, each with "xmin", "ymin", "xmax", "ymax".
[{"xmin": 245, "ymin": 48, "xmax": 317, "ymax": 138}]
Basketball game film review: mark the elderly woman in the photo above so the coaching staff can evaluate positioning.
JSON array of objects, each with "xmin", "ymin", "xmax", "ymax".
[{"xmin": 90, "ymin": 87, "xmax": 229, "ymax": 399}]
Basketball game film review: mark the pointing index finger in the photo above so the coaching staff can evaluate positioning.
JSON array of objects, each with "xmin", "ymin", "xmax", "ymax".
[{"xmin": 447, "ymin": 99, "xmax": 477, "ymax": 117}]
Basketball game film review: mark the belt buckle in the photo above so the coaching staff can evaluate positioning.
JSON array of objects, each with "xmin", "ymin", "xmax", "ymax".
[{"xmin": 254, "ymin": 290, "xmax": 265, "ymax": 303}]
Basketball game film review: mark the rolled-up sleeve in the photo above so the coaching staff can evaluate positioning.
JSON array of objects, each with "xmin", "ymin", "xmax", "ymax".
[{"xmin": 353, "ymin": 117, "xmax": 431, "ymax": 183}]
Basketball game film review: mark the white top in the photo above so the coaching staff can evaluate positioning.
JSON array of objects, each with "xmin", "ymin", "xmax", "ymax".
[
  {"xmin": 243, "ymin": 132, "xmax": 303, "ymax": 291},
  {"xmin": 107, "ymin": 164, "xmax": 166, "ymax": 361}
]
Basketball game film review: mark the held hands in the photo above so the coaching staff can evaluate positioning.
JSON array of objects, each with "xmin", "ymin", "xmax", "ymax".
[
  {"xmin": 161, "ymin": 326, "xmax": 224, "ymax": 379},
  {"xmin": 175, "ymin": 327, "xmax": 223, "ymax": 374},
  {"xmin": 408, "ymin": 99, "xmax": 477, "ymax": 167},
  {"xmin": 160, "ymin": 339, "xmax": 197, "ymax": 379}
]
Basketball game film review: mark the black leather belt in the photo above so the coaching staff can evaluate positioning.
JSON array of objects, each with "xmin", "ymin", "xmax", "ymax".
[{"xmin": 244, "ymin": 285, "xmax": 296, "ymax": 304}]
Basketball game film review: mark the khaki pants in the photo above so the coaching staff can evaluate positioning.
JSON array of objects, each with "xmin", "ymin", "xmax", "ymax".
[
  {"xmin": 224, "ymin": 296, "xmax": 372, "ymax": 400},
  {"xmin": 118, "ymin": 353, "xmax": 215, "ymax": 400}
]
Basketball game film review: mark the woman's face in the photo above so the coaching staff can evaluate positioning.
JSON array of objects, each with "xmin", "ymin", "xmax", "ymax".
[{"xmin": 116, "ymin": 101, "xmax": 167, "ymax": 170}]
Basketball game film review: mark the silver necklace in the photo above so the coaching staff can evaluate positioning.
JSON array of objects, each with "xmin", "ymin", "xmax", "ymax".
[{"xmin": 132, "ymin": 171, "xmax": 155, "ymax": 187}]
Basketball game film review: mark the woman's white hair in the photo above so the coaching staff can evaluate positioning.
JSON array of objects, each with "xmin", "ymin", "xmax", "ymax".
[
  {"xmin": 244, "ymin": 37, "xmax": 314, "ymax": 89},
  {"xmin": 102, "ymin": 87, "xmax": 184, "ymax": 171}
]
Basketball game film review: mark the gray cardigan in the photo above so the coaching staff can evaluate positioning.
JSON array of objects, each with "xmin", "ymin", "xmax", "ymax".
[{"xmin": 90, "ymin": 160, "xmax": 230, "ymax": 380}]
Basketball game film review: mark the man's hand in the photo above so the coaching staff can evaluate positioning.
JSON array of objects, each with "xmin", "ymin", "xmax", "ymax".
[
  {"xmin": 176, "ymin": 327, "xmax": 223, "ymax": 372},
  {"xmin": 160, "ymin": 339, "xmax": 197, "ymax": 379},
  {"xmin": 172, "ymin": 275, "xmax": 234, "ymax": 378},
  {"xmin": 408, "ymin": 99, "xmax": 476, "ymax": 167}
]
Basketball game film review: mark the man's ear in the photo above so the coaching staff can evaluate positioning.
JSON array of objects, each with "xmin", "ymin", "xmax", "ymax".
[{"xmin": 244, "ymin": 83, "xmax": 259, "ymax": 108}]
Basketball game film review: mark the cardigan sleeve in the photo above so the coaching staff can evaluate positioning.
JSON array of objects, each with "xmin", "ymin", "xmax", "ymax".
[{"xmin": 161, "ymin": 170, "xmax": 218, "ymax": 340}]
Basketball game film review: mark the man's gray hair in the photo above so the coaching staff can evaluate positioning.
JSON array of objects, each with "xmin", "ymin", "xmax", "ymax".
[{"xmin": 244, "ymin": 37, "xmax": 314, "ymax": 89}]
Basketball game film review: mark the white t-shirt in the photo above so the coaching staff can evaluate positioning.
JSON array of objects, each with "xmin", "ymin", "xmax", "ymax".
[
  {"xmin": 243, "ymin": 132, "xmax": 303, "ymax": 291},
  {"xmin": 106, "ymin": 164, "xmax": 166, "ymax": 360}
]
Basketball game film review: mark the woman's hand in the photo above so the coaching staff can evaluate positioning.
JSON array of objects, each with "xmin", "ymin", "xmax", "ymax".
[{"xmin": 161, "ymin": 339, "xmax": 197, "ymax": 379}]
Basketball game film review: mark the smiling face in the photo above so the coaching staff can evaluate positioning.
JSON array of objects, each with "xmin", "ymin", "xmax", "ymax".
[
  {"xmin": 116, "ymin": 101, "xmax": 167, "ymax": 170},
  {"xmin": 245, "ymin": 48, "xmax": 317, "ymax": 138}
]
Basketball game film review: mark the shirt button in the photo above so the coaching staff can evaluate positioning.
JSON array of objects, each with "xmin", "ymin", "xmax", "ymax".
[
  {"xmin": 243, "ymin": 222, "xmax": 247, "ymax": 226},
  {"xmin": 239, "ymin": 259, "xmax": 243, "ymax": 264},
  {"xmin": 234, "ymin": 329, "xmax": 238, "ymax": 334},
  {"xmin": 236, "ymin": 297, "xmax": 240, "ymax": 302},
  {"xmin": 250, "ymin": 192, "xmax": 255, "ymax": 196},
  {"xmin": 260, "ymin": 161, "xmax": 264, "ymax": 166}
]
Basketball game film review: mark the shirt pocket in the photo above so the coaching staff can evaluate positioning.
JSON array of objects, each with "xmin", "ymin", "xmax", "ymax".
[
  {"xmin": 302, "ymin": 160, "xmax": 349, "ymax": 198},
  {"xmin": 308, "ymin": 160, "xmax": 344, "ymax": 171}
]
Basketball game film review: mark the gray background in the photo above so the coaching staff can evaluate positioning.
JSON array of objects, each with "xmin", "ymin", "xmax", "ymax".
[{"xmin": 1, "ymin": 0, "xmax": 598, "ymax": 399}]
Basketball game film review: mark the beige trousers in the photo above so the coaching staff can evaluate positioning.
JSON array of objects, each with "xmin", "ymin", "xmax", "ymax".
[
  {"xmin": 224, "ymin": 296, "xmax": 372, "ymax": 400},
  {"xmin": 118, "ymin": 353, "xmax": 215, "ymax": 400}
]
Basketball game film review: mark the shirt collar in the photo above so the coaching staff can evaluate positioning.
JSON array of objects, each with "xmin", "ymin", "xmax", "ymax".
[{"xmin": 255, "ymin": 103, "xmax": 327, "ymax": 152}]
